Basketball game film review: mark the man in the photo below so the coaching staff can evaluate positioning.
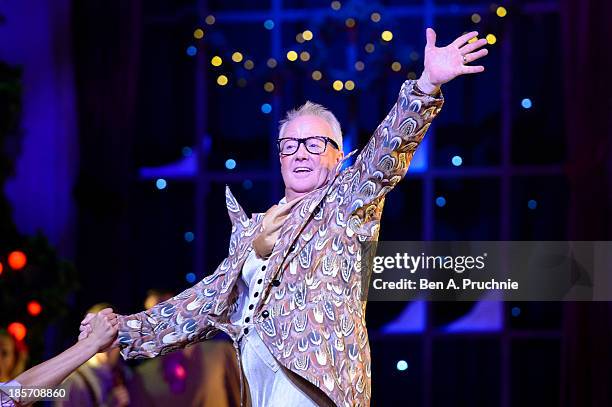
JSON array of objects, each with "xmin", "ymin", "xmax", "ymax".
[
  {"xmin": 80, "ymin": 28, "xmax": 488, "ymax": 406},
  {"xmin": 0, "ymin": 310, "xmax": 117, "ymax": 407}
]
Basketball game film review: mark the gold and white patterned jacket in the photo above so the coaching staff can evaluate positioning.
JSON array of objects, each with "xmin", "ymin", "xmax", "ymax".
[{"xmin": 118, "ymin": 80, "xmax": 444, "ymax": 407}]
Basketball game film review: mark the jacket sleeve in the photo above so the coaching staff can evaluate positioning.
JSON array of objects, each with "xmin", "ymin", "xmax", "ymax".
[
  {"xmin": 339, "ymin": 79, "xmax": 444, "ymax": 215},
  {"xmin": 117, "ymin": 262, "xmax": 229, "ymax": 360}
]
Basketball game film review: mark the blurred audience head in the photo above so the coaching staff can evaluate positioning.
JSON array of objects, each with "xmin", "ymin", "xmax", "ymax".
[{"xmin": 0, "ymin": 329, "xmax": 28, "ymax": 381}]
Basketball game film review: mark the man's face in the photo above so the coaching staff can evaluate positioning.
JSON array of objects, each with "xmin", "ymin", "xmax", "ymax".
[{"xmin": 279, "ymin": 115, "xmax": 343, "ymax": 198}]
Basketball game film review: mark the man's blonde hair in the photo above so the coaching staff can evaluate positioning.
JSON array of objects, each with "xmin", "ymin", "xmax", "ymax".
[{"xmin": 278, "ymin": 101, "xmax": 343, "ymax": 150}]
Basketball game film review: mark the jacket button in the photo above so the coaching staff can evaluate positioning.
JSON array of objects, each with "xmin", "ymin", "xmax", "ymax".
[
  {"xmin": 245, "ymin": 317, "xmax": 250, "ymax": 323},
  {"xmin": 257, "ymin": 278, "xmax": 263, "ymax": 284},
  {"xmin": 261, "ymin": 265, "xmax": 266, "ymax": 271},
  {"xmin": 272, "ymin": 279, "xmax": 281, "ymax": 287},
  {"xmin": 244, "ymin": 328, "xmax": 249, "ymax": 335},
  {"xmin": 290, "ymin": 244, "xmax": 296, "ymax": 251},
  {"xmin": 262, "ymin": 310, "xmax": 270, "ymax": 318}
]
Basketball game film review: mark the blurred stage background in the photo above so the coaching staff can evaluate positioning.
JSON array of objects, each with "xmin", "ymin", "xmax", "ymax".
[{"xmin": 1, "ymin": 0, "xmax": 611, "ymax": 406}]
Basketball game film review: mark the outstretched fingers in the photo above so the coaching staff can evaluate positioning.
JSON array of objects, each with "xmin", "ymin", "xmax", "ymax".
[
  {"xmin": 462, "ymin": 65, "xmax": 485, "ymax": 74},
  {"xmin": 459, "ymin": 38, "xmax": 488, "ymax": 55},
  {"xmin": 463, "ymin": 48, "xmax": 488, "ymax": 64},
  {"xmin": 452, "ymin": 31, "xmax": 479, "ymax": 48}
]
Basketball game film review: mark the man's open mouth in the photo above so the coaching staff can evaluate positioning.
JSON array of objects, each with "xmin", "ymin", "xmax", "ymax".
[{"xmin": 293, "ymin": 167, "xmax": 312, "ymax": 173}]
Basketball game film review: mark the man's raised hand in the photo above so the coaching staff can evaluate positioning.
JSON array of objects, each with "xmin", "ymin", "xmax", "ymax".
[{"xmin": 417, "ymin": 28, "xmax": 489, "ymax": 93}]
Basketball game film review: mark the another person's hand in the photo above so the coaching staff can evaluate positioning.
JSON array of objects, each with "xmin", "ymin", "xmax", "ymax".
[
  {"xmin": 78, "ymin": 307, "xmax": 111, "ymax": 339},
  {"xmin": 78, "ymin": 308, "xmax": 119, "ymax": 351},
  {"xmin": 417, "ymin": 28, "xmax": 489, "ymax": 94}
]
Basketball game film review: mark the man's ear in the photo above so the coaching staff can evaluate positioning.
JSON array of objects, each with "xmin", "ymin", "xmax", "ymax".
[{"xmin": 335, "ymin": 151, "xmax": 344, "ymax": 164}]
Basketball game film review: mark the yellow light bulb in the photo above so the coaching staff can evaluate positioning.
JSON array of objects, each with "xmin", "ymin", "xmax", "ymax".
[
  {"xmin": 302, "ymin": 30, "xmax": 313, "ymax": 41},
  {"xmin": 381, "ymin": 30, "xmax": 393, "ymax": 42},
  {"xmin": 332, "ymin": 80, "xmax": 344, "ymax": 91},
  {"xmin": 231, "ymin": 52, "xmax": 243, "ymax": 63},
  {"xmin": 217, "ymin": 75, "xmax": 228, "ymax": 86},
  {"xmin": 211, "ymin": 56, "xmax": 222, "ymax": 66},
  {"xmin": 193, "ymin": 29, "xmax": 204, "ymax": 39},
  {"xmin": 286, "ymin": 51, "xmax": 298, "ymax": 61}
]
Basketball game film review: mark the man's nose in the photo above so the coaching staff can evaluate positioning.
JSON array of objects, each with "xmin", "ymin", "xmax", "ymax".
[{"xmin": 294, "ymin": 142, "xmax": 310, "ymax": 159}]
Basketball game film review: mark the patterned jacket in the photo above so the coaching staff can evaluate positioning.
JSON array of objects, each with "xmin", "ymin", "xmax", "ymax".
[{"xmin": 118, "ymin": 79, "xmax": 444, "ymax": 407}]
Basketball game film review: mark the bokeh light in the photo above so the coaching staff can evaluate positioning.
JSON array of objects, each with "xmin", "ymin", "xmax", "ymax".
[
  {"xmin": 184, "ymin": 232, "xmax": 194, "ymax": 242},
  {"xmin": 436, "ymin": 196, "xmax": 447, "ymax": 207},
  {"xmin": 186, "ymin": 46, "xmax": 197, "ymax": 56},
  {"xmin": 345, "ymin": 80, "xmax": 355, "ymax": 91},
  {"xmin": 332, "ymin": 80, "xmax": 344, "ymax": 91},
  {"xmin": 205, "ymin": 15, "xmax": 215, "ymax": 25},
  {"xmin": 486, "ymin": 34, "xmax": 497, "ymax": 45},
  {"xmin": 312, "ymin": 70, "xmax": 323, "ymax": 81},
  {"xmin": 211, "ymin": 56, "xmax": 222, "ymax": 66},
  {"xmin": 27, "ymin": 301, "xmax": 42, "ymax": 317},
  {"xmin": 452, "ymin": 155, "xmax": 463, "ymax": 166},
  {"xmin": 264, "ymin": 19, "xmax": 275, "ymax": 30},
  {"xmin": 193, "ymin": 29, "xmax": 204, "ymax": 39},
  {"xmin": 371, "ymin": 12, "xmax": 381, "ymax": 23},
  {"xmin": 286, "ymin": 51, "xmax": 298, "ymax": 61},
  {"xmin": 156, "ymin": 178, "xmax": 167, "ymax": 190},
  {"xmin": 397, "ymin": 360, "xmax": 408, "ymax": 371},
  {"xmin": 521, "ymin": 98, "xmax": 533, "ymax": 109},
  {"xmin": 8, "ymin": 322, "xmax": 26, "ymax": 341},
  {"xmin": 231, "ymin": 52, "xmax": 243, "ymax": 63},
  {"xmin": 497, "ymin": 6, "xmax": 508, "ymax": 17},
  {"xmin": 261, "ymin": 103, "xmax": 272, "ymax": 114},
  {"xmin": 225, "ymin": 159, "xmax": 236, "ymax": 170},
  {"xmin": 217, "ymin": 75, "xmax": 228, "ymax": 86},
  {"xmin": 8, "ymin": 251, "xmax": 27, "ymax": 270},
  {"xmin": 302, "ymin": 30, "xmax": 313, "ymax": 41},
  {"xmin": 381, "ymin": 30, "xmax": 393, "ymax": 42}
]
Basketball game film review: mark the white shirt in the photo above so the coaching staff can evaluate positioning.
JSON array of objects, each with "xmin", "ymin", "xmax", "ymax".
[{"xmin": 232, "ymin": 196, "xmax": 287, "ymax": 336}]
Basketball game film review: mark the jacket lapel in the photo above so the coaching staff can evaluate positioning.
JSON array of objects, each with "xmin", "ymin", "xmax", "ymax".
[{"xmin": 267, "ymin": 149, "xmax": 358, "ymax": 277}]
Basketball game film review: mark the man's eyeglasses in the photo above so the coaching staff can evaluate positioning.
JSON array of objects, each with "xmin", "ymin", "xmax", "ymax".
[{"xmin": 277, "ymin": 137, "xmax": 339, "ymax": 156}]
